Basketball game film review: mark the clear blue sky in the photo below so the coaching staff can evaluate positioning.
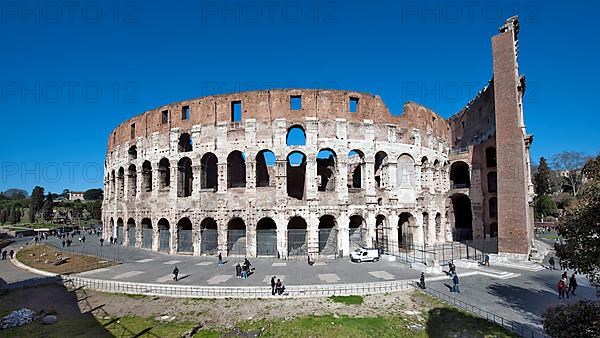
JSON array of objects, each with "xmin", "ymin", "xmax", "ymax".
[{"xmin": 1, "ymin": 0, "xmax": 598, "ymax": 194}]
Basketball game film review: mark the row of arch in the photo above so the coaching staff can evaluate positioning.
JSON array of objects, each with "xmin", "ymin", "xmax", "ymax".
[
  {"xmin": 106, "ymin": 211, "xmax": 449, "ymax": 257},
  {"xmin": 107, "ymin": 150, "xmax": 451, "ymax": 200}
]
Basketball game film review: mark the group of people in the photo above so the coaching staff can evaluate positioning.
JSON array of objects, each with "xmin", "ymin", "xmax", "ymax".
[
  {"xmin": 270, "ymin": 276, "xmax": 285, "ymax": 295},
  {"xmin": 61, "ymin": 239, "xmax": 73, "ymax": 247},
  {"xmin": 1, "ymin": 249, "xmax": 14, "ymax": 260},
  {"xmin": 235, "ymin": 258, "xmax": 253, "ymax": 279},
  {"xmin": 558, "ymin": 271, "xmax": 578, "ymax": 300},
  {"xmin": 447, "ymin": 261, "xmax": 460, "ymax": 293}
]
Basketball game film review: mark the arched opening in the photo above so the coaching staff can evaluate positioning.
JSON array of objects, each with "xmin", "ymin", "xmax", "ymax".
[
  {"xmin": 435, "ymin": 212, "xmax": 442, "ymax": 241},
  {"xmin": 287, "ymin": 151, "xmax": 306, "ymax": 199},
  {"xmin": 420, "ymin": 157, "xmax": 430, "ymax": 189},
  {"xmin": 375, "ymin": 215, "xmax": 387, "ymax": 251},
  {"xmin": 286, "ymin": 125, "xmax": 306, "ymax": 146},
  {"xmin": 450, "ymin": 161, "xmax": 470, "ymax": 188},
  {"xmin": 158, "ymin": 158, "xmax": 171, "ymax": 189},
  {"xmin": 287, "ymin": 216, "xmax": 307, "ymax": 256},
  {"xmin": 117, "ymin": 168, "xmax": 125, "ymax": 199},
  {"xmin": 201, "ymin": 153, "xmax": 218, "ymax": 190},
  {"xmin": 317, "ymin": 149, "xmax": 336, "ymax": 192},
  {"xmin": 200, "ymin": 218, "xmax": 218, "ymax": 254},
  {"xmin": 486, "ymin": 147, "xmax": 497, "ymax": 167},
  {"xmin": 158, "ymin": 218, "xmax": 170, "ymax": 252},
  {"xmin": 374, "ymin": 151, "xmax": 388, "ymax": 189},
  {"xmin": 128, "ymin": 145, "xmax": 137, "ymax": 160},
  {"xmin": 433, "ymin": 159, "xmax": 441, "ymax": 190},
  {"xmin": 142, "ymin": 161, "xmax": 152, "ymax": 193},
  {"xmin": 349, "ymin": 215, "xmax": 366, "ymax": 250},
  {"xmin": 227, "ymin": 151, "xmax": 246, "ymax": 188},
  {"xmin": 178, "ymin": 133, "xmax": 193, "ymax": 152},
  {"xmin": 127, "ymin": 218, "xmax": 136, "ymax": 246},
  {"xmin": 256, "ymin": 217, "xmax": 277, "ymax": 256},
  {"xmin": 227, "ymin": 218, "xmax": 246, "ymax": 255},
  {"xmin": 487, "ymin": 172, "xmax": 497, "ymax": 193},
  {"xmin": 177, "ymin": 217, "xmax": 193, "ymax": 253},
  {"xmin": 450, "ymin": 193, "xmax": 473, "ymax": 241},
  {"xmin": 141, "ymin": 218, "xmax": 152, "ymax": 249},
  {"xmin": 490, "ymin": 222, "xmax": 498, "ymax": 238},
  {"xmin": 397, "ymin": 154, "xmax": 416, "ymax": 188},
  {"xmin": 256, "ymin": 150, "xmax": 276, "ymax": 188},
  {"xmin": 127, "ymin": 164, "xmax": 137, "ymax": 197},
  {"xmin": 318, "ymin": 215, "xmax": 337, "ymax": 255},
  {"xmin": 110, "ymin": 170, "xmax": 116, "ymax": 198},
  {"xmin": 109, "ymin": 218, "xmax": 114, "ymax": 239},
  {"xmin": 348, "ymin": 150, "xmax": 365, "ymax": 189},
  {"xmin": 177, "ymin": 157, "xmax": 193, "ymax": 197},
  {"xmin": 398, "ymin": 212, "xmax": 415, "ymax": 249},
  {"xmin": 489, "ymin": 197, "xmax": 498, "ymax": 219},
  {"xmin": 116, "ymin": 218, "xmax": 124, "ymax": 245}
]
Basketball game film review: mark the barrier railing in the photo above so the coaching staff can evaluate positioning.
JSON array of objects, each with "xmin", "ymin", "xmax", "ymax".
[{"xmin": 422, "ymin": 287, "xmax": 548, "ymax": 338}]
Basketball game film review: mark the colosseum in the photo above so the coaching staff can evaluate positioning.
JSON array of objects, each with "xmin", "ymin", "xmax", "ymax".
[{"xmin": 102, "ymin": 17, "xmax": 535, "ymax": 261}]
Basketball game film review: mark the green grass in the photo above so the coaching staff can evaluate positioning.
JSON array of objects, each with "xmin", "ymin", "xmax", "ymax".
[{"xmin": 329, "ymin": 295, "xmax": 364, "ymax": 305}]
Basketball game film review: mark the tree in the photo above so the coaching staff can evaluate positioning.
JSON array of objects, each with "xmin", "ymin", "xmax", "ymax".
[
  {"xmin": 3, "ymin": 189, "xmax": 28, "ymax": 199},
  {"xmin": 534, "ymin": 195, "xmax": 558, "ymax": 220},
  {"xmin": 534, "ymin": 157, "xmax": 556, "ymax": 195},
  {"xmin": 555, "ymin": 155, "xmax": 600, "ymax": 283},
  {"xmin": 0, "ymin": 208, "xmax": 7, "ymax": 223},
  {"xmin": 83, "ymin": 188, "xmax": 104, "ymax": 201},
  {"xmin": 551, "ymin": 151, "xmax": 591, "ymax": 196},
  {"xmin": 42, "ymin": 192, "xmax": 54, "ymax": 222},
  {"xmin": 8, "ymin": 206, "xmax": 17, "ymax": 224},
  {"xmin": 30, "ymin": 186, "xmax": 45, "ymax": 222},
  {"xmin": 544, "ymin": 300, "xmax": 600, "ymax": 338}
]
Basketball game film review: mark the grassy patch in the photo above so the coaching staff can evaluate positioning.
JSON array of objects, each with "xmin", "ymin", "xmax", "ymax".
[
  {"xmin": 16, "ymin": 244, "xmax": 115, "ymax": 274},
  {"xmin": 329, "ymin": 295, "xmax": 364, "ymax": 305},
  {"xmin": 100, "ymin": 316, "xmax": 206, "ymax": 338}
]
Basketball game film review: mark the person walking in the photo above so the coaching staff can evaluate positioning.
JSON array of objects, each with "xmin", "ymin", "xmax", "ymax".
[
  {"xmin": 275, "ymin": 278, "xmax": 284, "ymax": 295},
  {"xmin": 62, "ymin": 240, "xmax": 66, "ymax": 248},
  {"xmin": 235, "ymin": 263, "xmax": 242, "ymax": 278},
  {"xmin": 2, "ymin": 250, "xmax": 7, "ymax": 260},
  {"xmin": 172, "ymin": 266, "xmax": 179, "ymax": 281},
  {"xmin": 569, "ymin": 273, "xmax": 578, "ymax": 296},
  {"xmin": 9, "ymin": 250, "xmax": 14, "ymax": 259},
  {"xmin": 452, "ymin": 274, "xmax": 460, "ymax": 293},
  {"xmin": 562, "ymin": 275, "xmax": 570, "ymax": 299},
  {"xmin": 271, "ymin": 276, "xmax": 277, "ymax": 295},
  {"xmin": 558, "ymin": 278, "xmax": 566, "ymax": 299},
  {"xmin": 484, "ymin": 254, "xmax": 490, "ymax": 267},
  {"xmin": 218, "ymin": 253, "xmax": 223, "ymax": 266},
  {"xmin": 82, "ymin": 236, "xmax": 86, "ymax": 243},
  {"xmin": 420, "ymin": 272, "xmax": 426, "ymax": 289},
  {"xmin": 549, "ymin": 257, "xmax": 556, "ymax": 270},
  {"xmin": 100, "ymin": 238, "xmax": 104, "ymax": 246}
]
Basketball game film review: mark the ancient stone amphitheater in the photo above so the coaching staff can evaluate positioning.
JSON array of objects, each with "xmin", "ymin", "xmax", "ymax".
[
  {"xmin": 102, "ymin": 89, "xmax": 453, "ymax": 258},
  {"xmin": 103, "ymin": 18, "xmax": 535, "ymax": 260}
]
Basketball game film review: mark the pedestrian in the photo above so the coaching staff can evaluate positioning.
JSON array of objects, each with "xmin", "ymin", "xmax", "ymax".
[
  {"xmin": 549, "ymin": 257, "xmax": 555, "ymax": 270},
  {"xmin": 34, "ymin": 236, "xmax": 38, "ymax": 244},
  {"xmin": 2, "ymin": 250, "xmax": 7, "ymax": 260},
  {"xmin": 100, "ymin": 238, "xmax": 104, "ymax": 246},
  {"xmin": 420, "ymin": 272, "xmax": 426, "ymax": 289},
  {"xmin": 173, "ymin": 266, "xmax": 179, "ymax": 281},
  {"xmin": 562, "ymin": 275, "xmax": 570, "ymax": 299},
  {"xmin": 9, "ymin": 250, "xmax": 14, "ymax": 259},
  {"xmin": 569, "ymin": 273, "xmax": 578, "ymax": 296},
  {"xmin": 109, "ymin": 236, "xmax": 113, "ymax": 245},
  {"xmin": 62, "ymin": 240, "xmax": 66, "ymax": 248},
  {"xmin": 82, "ymin": 236, "xmax": 86, "ymax": 243},
  {"xmin": 448, "ymin": 261, "xmax": 456, "ymax": 276},
  {"xmin": 452, "ymin": 274, "xmax": 460, "ymax": 293},
  {"xmin": 558, "ymin": 278, "xmax": 566, "ymax": 299},
  {"xmin": 235, "ymin": 263, "xmax": 242, "ymax": 278},
  {"xmin": 67, "ymin": 239, "xmax": 72, "ymax": 247},
  {"xmin": 271, "ymin": 276, "xmax": 277, "ymax": 295},
  {"xmin": 484, "ymin": 254, "xmax": 490, "ymax": 267},
  {"xmin": 218, "ymin": 253, "xmax": 223, "ymax": 265},
  {"xmin": 276, "ymin": 278, "xmax": 284, "ymax": 295}
]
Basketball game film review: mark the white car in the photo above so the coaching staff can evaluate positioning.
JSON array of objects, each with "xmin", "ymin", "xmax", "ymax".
[{"xmin": 350, "ymin": 248, "xmax": 380, "ymax": 263}]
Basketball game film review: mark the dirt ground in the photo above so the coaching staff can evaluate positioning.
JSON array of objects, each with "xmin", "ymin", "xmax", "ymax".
[
  {"xmin": 0, "ymin": 283, "xmax": 432, "ymax": 330},
  {"xmin": 16, "ymin": 244, "xmax": 114, "ymax": 274}
]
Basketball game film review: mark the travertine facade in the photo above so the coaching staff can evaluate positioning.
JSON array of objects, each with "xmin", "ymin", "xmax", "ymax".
[{"xmin": 102, "ymin": 17, "xmax": 534, "ymax": 259}]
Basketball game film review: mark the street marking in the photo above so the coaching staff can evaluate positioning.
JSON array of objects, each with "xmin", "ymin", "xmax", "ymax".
[
  {"xmin": 263, "ymin": 275, "xmax": 285, "ymax": 283},
  {"xmin": 318, "ymin": 273, "xmax": 340, "ymax": 283},
  {"xmin": 313, "ymin": 262, "xmax": 327, "ymax": 266},
  {"xmin": 207, "ymin": 275, "xmax": 232, "ymax": 285},
  {"xmin": 112, "ymin": 271, "xmax": 144, "ymax": 280},
  {"xmin": 196, "ymin": 262, "xmax": 214, "ymax": 266},
  {"xmin": 78, "ymin": 268, "xmax": 110, "ymax": 276},
  {"xmin": 369, "ymin": 271, "xmax": 395, "ymax": 280},
  {"xmin": 136, "ymin": 258, "xmax": 155, "ymax": 263},
  {"xmin": 272, "ymin": 263, "xmax": 287, "ymax": 267},
  {"xmin": 155, "ymin": 274, "xmax": 175, "ymax": 283},
  {"xmin": 163, "ymin": 260, "xmax": 182, "ymax": 265}
]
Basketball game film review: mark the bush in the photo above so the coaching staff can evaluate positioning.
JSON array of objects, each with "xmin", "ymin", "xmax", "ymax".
[
  {"xmin": 544, "ymin": 300, "xmax": 600, "ymax": 338},
  {"xmin": 535, "ymin": 194, "xmax": 558, "ymax": 220}
]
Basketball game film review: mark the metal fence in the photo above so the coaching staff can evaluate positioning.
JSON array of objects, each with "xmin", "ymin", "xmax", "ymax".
[
  {"xmin": 142, "ymin": 228, "xmax": 153, "ymax": 249},
  {"xmin": 128, "ymin": 228, "xmax": 136, "ymax": 246},
  {"xmin": 116, "ymin": 226, "xmax": 124, "ymax": 245},
  {"xmin": 380, "ymin": 237, "xmax": 498, "ymax": 265},
  {"xmin": 422, "ymin": 287, "xmax": 548, "ymax": 338},
  {"xmin": 287, "ymin": 229, "xmax": 307, "ymax": 257},
  {"xmin": 159, "ymin": 230, "xmax": 170, "ymax": 252},
  {"xmin": 201, "ymin": 229, "xmax": 218, "ymax": 254},
  {"xmin": 318, "ymin": 228, "xmax": 337, "ymax": 255},
  {"xmin": 256, "ymin": 229, "xmax": 277, "ymax": 256},
  {"xmin": 227, "ymin": 230, "xmax": 246, "ymax": 256},
  {"xmin": 177, "ymin": 230, "xmax": 193, "ymax": 253}
]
